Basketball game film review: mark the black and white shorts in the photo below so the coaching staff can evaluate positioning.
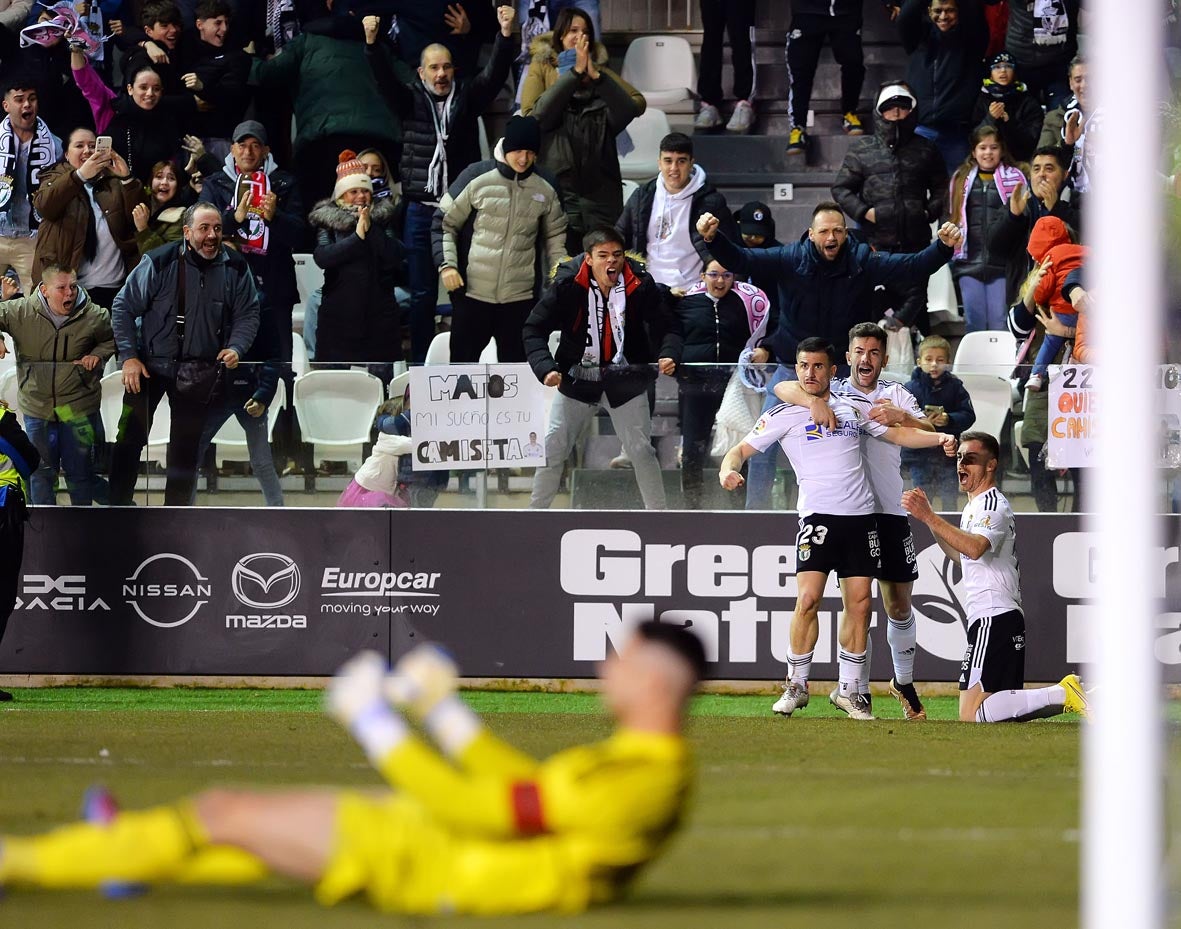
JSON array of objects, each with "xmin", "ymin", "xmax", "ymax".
[
  {"xmin": 959, "ymin": 610, "xmax": 1026, "ymax": 693},
  {"xmin": 875, "ymin": 513, "xmax": 919, "ymax": 584},
  {"xmin": 794, "ymin": 513, "xmax": 881, "ymax": 579}
]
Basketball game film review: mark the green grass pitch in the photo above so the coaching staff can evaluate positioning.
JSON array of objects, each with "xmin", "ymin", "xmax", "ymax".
[{"xmin": 0, "ymin": 688, "xmax": 1100, "ymax": 927}]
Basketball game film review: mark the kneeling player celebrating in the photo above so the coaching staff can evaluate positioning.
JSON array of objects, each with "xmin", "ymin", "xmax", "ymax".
[
  {"xmin": 0, "ymin": 623, "xmax": 705, "ymax": 914},
  {"xmin": 902, "ymin": 432, "xmax": 1087, "ymax": 722},
  {"xmin": 719, "ymin": 338, "xmax": 956, "ymax": 720}
]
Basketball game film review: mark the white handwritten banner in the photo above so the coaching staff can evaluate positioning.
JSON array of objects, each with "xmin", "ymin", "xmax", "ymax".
[
  {"xmin": 1046, "ymin": 365, "xmax": 1096, "ymax": 468},
  {"xmin": 1048, "ymin": 364, "xmax": 1181, "ymax": 469},
  {"xmin": 408, "ymin": 364, "xmax": 549, "ymax": 471}
]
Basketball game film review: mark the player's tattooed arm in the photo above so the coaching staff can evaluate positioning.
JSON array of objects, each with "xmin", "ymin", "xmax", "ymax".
[{"xmin": 772, "ymin": 380, "xmax": 837, "ymax": 430}]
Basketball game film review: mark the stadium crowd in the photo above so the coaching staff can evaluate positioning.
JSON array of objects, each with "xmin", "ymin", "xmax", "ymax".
[{"xmin": 0, "ymin": 0, "xmax": 1126, "ymax": 515}]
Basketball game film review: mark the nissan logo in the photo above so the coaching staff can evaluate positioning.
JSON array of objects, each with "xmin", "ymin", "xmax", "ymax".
[{"xmin": 232, "ymin": 553, "xmax": 301, "ymax": 610}]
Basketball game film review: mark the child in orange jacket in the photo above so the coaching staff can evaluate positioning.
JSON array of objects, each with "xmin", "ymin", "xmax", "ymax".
[{"xmin": 1024, "ymin": 215, "xmax": 1087, "ymax": 391}]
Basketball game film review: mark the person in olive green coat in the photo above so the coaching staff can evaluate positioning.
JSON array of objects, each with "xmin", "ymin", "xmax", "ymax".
[{"xmin": 0, "ymin": 265, "xmax": 114, "ymax": 505}]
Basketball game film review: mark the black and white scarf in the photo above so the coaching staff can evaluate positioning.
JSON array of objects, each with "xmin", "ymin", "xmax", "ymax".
[
  {"xmin": 1032, "ymin": 0, "xmax": 1069, "ymax": 47},
  {"xmin": 581, "ymin": 276, "xmax": 626, "ymax": 368},
  {"xmin": 0, "ymin": 117, "xmax": 54, "ymax": 229},
  {"xmin": 424, "ymin": 83, "xmax": 455, "ymax": 201}
]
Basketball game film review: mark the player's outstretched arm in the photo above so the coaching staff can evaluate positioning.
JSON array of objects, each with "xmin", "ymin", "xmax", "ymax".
[
  {"xmin": 881, "ymin": 425, "xmax": 955, "ymax": 452},
  {"xmin": 901, "ymin": 488, "xmax": 990, "ymax": 562},
  {"xmin": 772, "ymin": 381, "xmax": 837, "ymax": 430}
]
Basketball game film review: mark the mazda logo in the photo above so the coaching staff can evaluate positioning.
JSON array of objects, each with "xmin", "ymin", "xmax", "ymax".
[{"xmin": 232, "ymin": 553, "xmax": 300, "ymax": 610}]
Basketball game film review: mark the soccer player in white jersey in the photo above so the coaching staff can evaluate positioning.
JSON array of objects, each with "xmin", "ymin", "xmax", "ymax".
[
  {"xmin": 773, "ymin": 322, "xmax": 932, "ymax": 720},
  {"xmin": 902, "ymin": 432, "xmax": 1088, "ymax": 722},
  {"xmin": 719, "ymin": 337, "xmax": 956, "ymax": 720}
]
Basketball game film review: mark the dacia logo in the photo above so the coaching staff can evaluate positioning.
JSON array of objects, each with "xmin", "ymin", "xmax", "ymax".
[{"xmin": 232, "ymin": 553, "xmax": 301, "ymax": 610}]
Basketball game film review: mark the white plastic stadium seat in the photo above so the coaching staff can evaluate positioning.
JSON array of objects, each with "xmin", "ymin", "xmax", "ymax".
[
  {"xmin": 0, "ymin": 334, "xmax": 13, "ymax": 377},
  {"xmin": 291, "ymin": 330, "xmax": 310, "ymax": 378},
  {"xmin": 953, "ymin": 330, "xmax": 1020, "ymax": 407},
  {"xmin": 621, "ymin": 178, "xmax": 639, "ymax": 206},
  {"xmin": 99, "ymin": 371, "xmax": 169, "ymax": 465},
  {"xmin": 212, "ymin": 378, "xmax": 286, "ymax": 467},
  {"xmin": 0, "ymin": 367, "xmax": 18, "ymax": 420},
  {"xmin": 292, "ymin": 253, "xmax": 324, "ymax": 334},
  {"xmin": 621, "ymin": 36, "xmax": 696, "ymax": 107},
  {"xmin": 292, "ymin": 368, "xmax": 384, "ymax": 462},
  {"xmin": 618, "ymin": 108, "xmax": 672, "ymax": 181},
  {"xmin": 925, "ymin": 263, "xmax": 959, "ymax": 324},
  {"xmin": 1012, "ymin": 419, "xmax": 1029, "ymax": 466},
  {"xmin": 423, "ymin": 333, "xmax": 498, "ymax": 365},
  {"xmin": 958, "ymin": 372, "xmax": 1013, "ymax": 450}
]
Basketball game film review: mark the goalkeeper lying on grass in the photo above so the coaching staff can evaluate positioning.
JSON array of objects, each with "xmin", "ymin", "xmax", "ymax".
[{"xmin": 0, "ymin": 621, "xmax": 705, "ymax": 915}]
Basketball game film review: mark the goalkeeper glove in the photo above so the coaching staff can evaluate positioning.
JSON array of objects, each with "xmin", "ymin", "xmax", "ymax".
[
  {"xmin": 326, "ymin": 651, "xmax": 407, "ymax": 759},
  {"xmin": 385, "ymin": 643, "xmax": 459, "ymax": 721}
]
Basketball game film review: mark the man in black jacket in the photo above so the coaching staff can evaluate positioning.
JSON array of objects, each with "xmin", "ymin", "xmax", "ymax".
[
  {"xmin": 895, "ymin": 0, "xmax": 988, "ymax": 174},
  {"xmin": 364, "ymin": 6, "xmax": 516, "ymax": 363},
  {"xmin": 109, "ymin": 203, "xmax": 261, "ymax": 506},
  {"xmin": 0, "ymin": 404, "xmax": 38, "ymax": 701},
  {"xmin": 523, "ymin": 226, "xmax": 681, "ymax": 510},
  {"xmin": 616, "ymin": 132, "xmax": 736, "ymax": 291},
  {"xmin": 831, "ymin": 82, "xmax": 947, "ymax": 332}
]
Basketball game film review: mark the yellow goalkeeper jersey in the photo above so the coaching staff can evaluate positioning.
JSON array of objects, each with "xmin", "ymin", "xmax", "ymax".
[{"xmin": 316, "ymin": 727, "xmax": 693, "ymax": 915}]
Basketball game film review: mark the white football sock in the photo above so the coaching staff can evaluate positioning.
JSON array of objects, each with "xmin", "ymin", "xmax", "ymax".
[
  {"xmin": 837, "ymin": 648, "xmax": 866, "ymax": 697},
  {"xmin": 975, "ymin": 686, "xmax": 1066, "ymax": 723},
  {"xmin": 860, "ymin": 635, "xmax": 872, "ymax": 696},
  {"xmin": 787, "ymin": 649, "xmax": 813, "ymax": 686},
  {"xmin": 887, "ymin": 611, "xmax": 917, "ymax": 686}
]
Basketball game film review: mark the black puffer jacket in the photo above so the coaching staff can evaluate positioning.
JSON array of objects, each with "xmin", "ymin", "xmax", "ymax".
[
  {"xmin": 674, "ymin": 288, "xmax": 756, "ymax": 365},
  {"xmin": 971, "ymin": 80, "xmax": 1044, "ymax": 164},
  {"xmin": 366, "ymin": 32, "xmax": 515, "ymax": 205},
  {"xmin": 899, "ymin": 0, "xmax": 988, "ymax": 129},
  {"xmin": 309, "ymin": 197, "xmax": 402, "ymax": 362},
  {"xmin": 952, "ymin": 176, "xmax": 1008, "ymax": 281},
  {"xmin": 831, "ymin": 108, "xmax": 947, "ymax": 251}
]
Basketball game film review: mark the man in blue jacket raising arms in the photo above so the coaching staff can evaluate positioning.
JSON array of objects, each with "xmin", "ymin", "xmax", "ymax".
[{"xmin": 696, "ymin": 202, "xmax": 962, "ymax": 509}]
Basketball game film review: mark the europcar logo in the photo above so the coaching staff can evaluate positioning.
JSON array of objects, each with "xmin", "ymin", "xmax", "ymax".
[
  {"xmin": 123, "ymin": 553, "xmax": 211, "ymax": 628},
  {"xmin": 232, "ymin": 553, "xmax": 300, "ymax": 609}
]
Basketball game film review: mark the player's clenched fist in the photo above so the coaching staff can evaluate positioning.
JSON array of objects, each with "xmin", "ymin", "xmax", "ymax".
[
  {"xmin": 937, "ymin": 433, "xmax": 957, "ymax": 456},
  {"xmin": 719, "ymin": 468, "xmax": 744, "ymax": 491},
  {"xmin": 696, "ymin": 212, "xmax": 719, "ymax": 242}
]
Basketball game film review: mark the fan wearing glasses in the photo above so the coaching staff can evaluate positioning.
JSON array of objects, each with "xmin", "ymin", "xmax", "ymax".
[{"xmin": 670, "ymin": 259, "xmax": 770, "ymax": 509}]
